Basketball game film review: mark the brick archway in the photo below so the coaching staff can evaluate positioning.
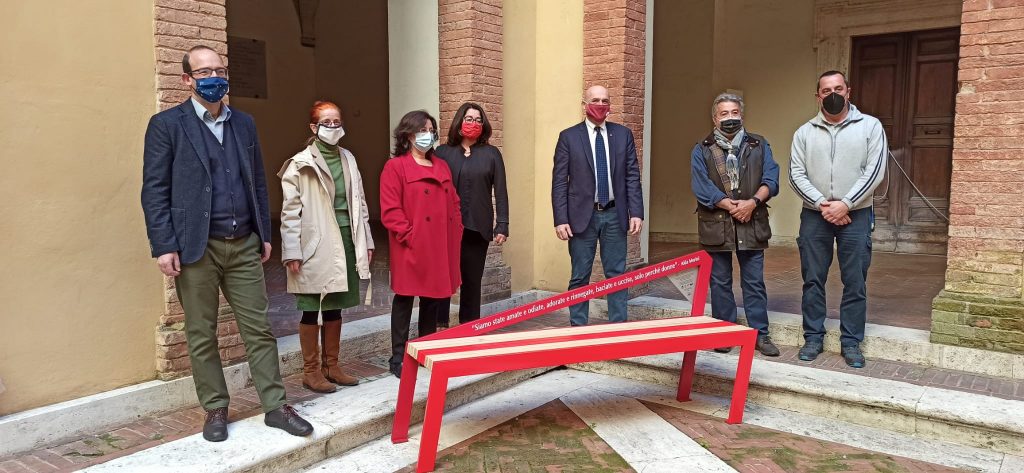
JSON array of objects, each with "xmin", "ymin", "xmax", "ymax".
[{"xmin": 151, "ymin": 0, "xmax": 513, "ymax": 378}]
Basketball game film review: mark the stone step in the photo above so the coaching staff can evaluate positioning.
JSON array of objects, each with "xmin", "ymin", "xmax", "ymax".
[
  {"xmin": 80, "ymin": 366, "xmax": 553, "ymax": 473},
  {"xmin": 0, "ymin": 292, "xmax": 540, "ymax": 457},
  {"xmin": 572, "ymin": 351, "xmax": 1024, "ymax": 456},
  {"xmin": 305, "ymin": 369, "xmax": 1017, "ymax": 473},
  {"xmin": 613, "ymin": 293, "xmax": 1024, "ymax": 380}
]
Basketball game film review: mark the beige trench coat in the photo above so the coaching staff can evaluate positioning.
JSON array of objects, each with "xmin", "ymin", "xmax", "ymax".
[{"xmin": 278, "ymin": 144, "xmax": 374, "ymax": 295}]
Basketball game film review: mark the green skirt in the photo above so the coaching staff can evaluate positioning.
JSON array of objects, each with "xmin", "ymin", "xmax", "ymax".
[{"xmin": 296, "ymin": 225, "xmax": 360, "ymax": 311}]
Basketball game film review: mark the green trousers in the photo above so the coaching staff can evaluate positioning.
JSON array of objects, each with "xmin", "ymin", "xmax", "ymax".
[{"xmin": 175, "ymin": 233, "xmax": 287, "ymax": 413}]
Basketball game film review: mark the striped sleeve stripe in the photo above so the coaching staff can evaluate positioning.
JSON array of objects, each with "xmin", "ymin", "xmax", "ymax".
[
  {"xmin": 848, "ymin": 139, "xmax": 887, "ymax": 204},
  {"xmin": 788, "ymin": 160, "xmax": 819, "ymax": 206}
]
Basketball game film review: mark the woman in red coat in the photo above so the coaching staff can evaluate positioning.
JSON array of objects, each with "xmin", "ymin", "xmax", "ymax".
[{"xmin": 380, "ymin": 110, "xmax": 463, "ymax": 377}]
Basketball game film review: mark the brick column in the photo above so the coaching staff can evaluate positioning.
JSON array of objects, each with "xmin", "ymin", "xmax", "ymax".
[
  {"xmin": 931, "ymin": 0, "xmax": 1024, "ymax": 354},
  {"xmin": 582, "ymin": 0, "xmax": 648, "ymax": 295},
  {"xmin": 437, "ymin": 0, "xmax": 511, "ymax": 304},
  {"xmin": 153, "ymin": 0, "xmax": 246, "ymax": 379}
]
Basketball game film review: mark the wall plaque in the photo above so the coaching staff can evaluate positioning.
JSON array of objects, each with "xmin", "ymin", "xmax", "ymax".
[{"xmin": 227, "ymin": 36, "xmax": 268, "ymax": 99}]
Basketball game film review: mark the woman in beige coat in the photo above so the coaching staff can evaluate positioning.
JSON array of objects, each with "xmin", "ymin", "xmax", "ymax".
[{"xmin": 279, "ymin": 101, "xmax": 374, "ymax": 393}]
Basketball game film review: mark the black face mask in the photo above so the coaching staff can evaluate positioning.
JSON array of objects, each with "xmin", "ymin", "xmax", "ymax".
[
  {"xmin": 719, "ymin": 118, "xmax": 742, "ymax": 134},
  {"xmin": 822, "ymin": 92, "xmax": 846, "ymax": 115}
]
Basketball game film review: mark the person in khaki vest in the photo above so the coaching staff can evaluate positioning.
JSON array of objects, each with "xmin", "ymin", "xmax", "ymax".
[
  {"xmin": 278, "ymin": 101, "xmax": 374, "ymax": 393},
  {"xmin": 690, "ymin": 92, "xmax": 781, "ymax": 357}
]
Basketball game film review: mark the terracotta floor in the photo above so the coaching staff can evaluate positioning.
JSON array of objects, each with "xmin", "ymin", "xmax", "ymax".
[
  {"xmin": 647, "ymin": 242, "xmax": 947, "ymax": 331},
  {"xmin": 395, "ymin": 399, "xmax": 963, "ymax": 473}
]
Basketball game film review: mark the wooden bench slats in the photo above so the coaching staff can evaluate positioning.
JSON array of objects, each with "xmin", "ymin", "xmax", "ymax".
[
  {"xmin": 407, "ymin": 316, "xmax": 717, "ymax": 357},
  {"xmin": 410, "ymin": 320, "xmax": 736, "ymax": 361},
  {"xmin": 423, "ymin": 324, "xmax": 750, "ymax": 370}
]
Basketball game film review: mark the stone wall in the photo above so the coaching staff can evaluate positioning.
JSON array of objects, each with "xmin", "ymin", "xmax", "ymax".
[
  {"xmin": 931, "ymin": 0, "xmax": 1024, "ymax": 354},
  {"xmin": 582, "ymin": 0, "xmax": 649, "ymax": 295}
]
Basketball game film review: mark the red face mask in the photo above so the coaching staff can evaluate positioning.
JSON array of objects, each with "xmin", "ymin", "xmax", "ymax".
[
  {"xmin": 585, "ymin": 103, "xmax": 610, "ymax": 122},
  {"xmin": 461, "ymin": 121, "xmax": 483, "ymax": 140}
]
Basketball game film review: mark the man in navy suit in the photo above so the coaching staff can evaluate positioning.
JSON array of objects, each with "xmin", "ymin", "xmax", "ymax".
[
  {"xmin": 141, "ymin": 45, "xmax": 312, "ymax": 442},
  {"xmin": 552, "ymin": 85, "xmax": 645, "ymax": 326}
]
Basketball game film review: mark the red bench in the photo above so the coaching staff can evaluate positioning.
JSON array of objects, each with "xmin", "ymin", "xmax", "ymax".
[{"xmin": 389, "ymin": 251, "xmax": 757, "ymax": 473}]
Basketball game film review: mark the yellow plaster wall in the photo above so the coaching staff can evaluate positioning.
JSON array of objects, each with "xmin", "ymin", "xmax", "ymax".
[
  {"xmin": 649, "ymin": 0, "xmax": 715, "ymax": 238},
  {"xmin": 503, "ymin": 0, "xmax": 584, "ymax": 292},
  {"xmin": 315, "ymin": 1, "xmax": 391, "ymax": 219},
  {"xmin": 387, "ymin": 0, "xmax": 440, "ymax": 152},
  {"xmin": 0, "ymin": 1, "xmax": 160, "ymax": 414},
  {"xmin": 648, "ymin": 0, "xmax": 818, "ymax": 239},
  {"xmin": 713, "ymin": 0, "xmax": 817, "ymax": 238}
]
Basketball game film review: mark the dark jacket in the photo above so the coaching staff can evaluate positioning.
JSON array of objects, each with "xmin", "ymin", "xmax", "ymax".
[
  {"xmin": 435, "ymin": 143, "xmax": 509, "ymax": 238},
  {"xmin": 552, "ymin": 121, "xmax": 644, "ymax": 234},
  {"xmin": 690, "ymin": 132, "xmax": 779, "ymax": 251},
  {"xmin": 141, "ymin": 101, "xmax": 271, "ymax": 265}
]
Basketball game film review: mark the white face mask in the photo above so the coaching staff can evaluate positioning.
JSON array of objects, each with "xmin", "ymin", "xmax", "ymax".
[{"xmin": 317, "ymin": 125, "xmax": 345, "ymax": 146}]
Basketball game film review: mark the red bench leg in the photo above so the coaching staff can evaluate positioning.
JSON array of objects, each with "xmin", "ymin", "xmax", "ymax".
[
  {"xmin": 727, "ymin": 332, "xmax": 757, "ymax": 424},
  {"xmin": 391, "ymin": 352, "xmax": 419, "ymax": 443},
  {"xmin": 677, "ymin": 350, "xmax": 697, "ymax": 402},
  {"xmin": 416, "ymin": 372, "xmax": 449, "ymax": 473}
]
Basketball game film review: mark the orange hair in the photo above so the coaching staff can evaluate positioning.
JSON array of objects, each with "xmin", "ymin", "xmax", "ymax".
[{"xmin": 309, "ymin": 100, "xmax": 342, "ymax": 124}]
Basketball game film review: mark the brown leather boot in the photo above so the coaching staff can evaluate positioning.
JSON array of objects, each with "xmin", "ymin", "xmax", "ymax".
[
  {"xmin": 298, "ymin": 324, "xmax": 336, "ymax": 393},
  {"xmin": 321, "ymin": 319, "xmax": 359, "ymax": 386}
]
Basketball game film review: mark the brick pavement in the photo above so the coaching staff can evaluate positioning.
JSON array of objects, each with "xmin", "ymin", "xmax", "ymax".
[
  {"xmin": 0, "ymin": 357, "xmax": 388, "ymax": 473},
  {"xmin": 394, "ymin": 399, "xmax": 633, "ymax": 473},
  {"xmin": 644, "ymin": 401, "xmax": 966, "ymax": 473}
]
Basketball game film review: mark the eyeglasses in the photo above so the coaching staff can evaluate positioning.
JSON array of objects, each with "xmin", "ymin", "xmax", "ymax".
[
  {"xmin": 189, "ymin": 67, "xmax": 229, "ymax": 79},
  {"xmin": 463, "ymin": 117, "xmax": 483, "ymax": 124},
  {"xmin": 318, "ymin": 121, "xmax": 343, "ymax": 128},
  {"xmin": 418, "ymin": 128, "xmax": 438, "ymax": 138}
]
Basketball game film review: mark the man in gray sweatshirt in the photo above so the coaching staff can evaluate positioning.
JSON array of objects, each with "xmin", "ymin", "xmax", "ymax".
[{"xmin": 789, "ymin": 70, "xmax": 887, "ymax": 369}]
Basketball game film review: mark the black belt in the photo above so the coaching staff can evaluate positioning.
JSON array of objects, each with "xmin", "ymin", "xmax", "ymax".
[{"xmin": 594, "ymin": 200, "xmax": 615, "ymax": 211}]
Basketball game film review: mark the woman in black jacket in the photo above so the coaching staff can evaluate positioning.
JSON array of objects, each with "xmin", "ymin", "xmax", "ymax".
[{"xmin": 434, "ymin": 102, "xmax": 509, "ymax": 327}]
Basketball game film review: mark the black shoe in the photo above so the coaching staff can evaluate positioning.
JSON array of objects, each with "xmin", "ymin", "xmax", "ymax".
[
  {"xmin": 756, "ymin": 335, "xmax": 781, "ymax": 357},
  {"xmin": 390, "ymin": 363, "xmax": 402, "ymax": 378},
  {"xmin": 798, "ymin": 341, "xmax": 824, "ymax": 361},
  {"xmin": 842, "ymin": 345, "xmax": 866, "ymax": 368},
  {"xmin": 264, "ymin": 404, "xmax": 314, "ymax": 437},
  {"xmin": 713, "ymin": 347, "xmax": 732, "ymax": 353},
  {"xmin": 202, "ymin": 407, "xmax": 229, "ymax": 442}
]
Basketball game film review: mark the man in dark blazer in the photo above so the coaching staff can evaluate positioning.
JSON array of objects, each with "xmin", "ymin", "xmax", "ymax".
[
  {"xmin": 552, "ymin": 85, "xmax": 645, "ymax": 326},
  {"xmin": 141, "ymin": 45, "xmax": 312, "ymax": 442}
]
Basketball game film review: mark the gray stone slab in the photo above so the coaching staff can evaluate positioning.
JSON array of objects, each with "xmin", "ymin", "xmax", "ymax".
[
  {"xmin": 562, "ymin": 387, "xmax": 736, "ymax": 473},
  {"xmin": 303, "ymin": 370, "xmax": 606, "ymax": 472}
]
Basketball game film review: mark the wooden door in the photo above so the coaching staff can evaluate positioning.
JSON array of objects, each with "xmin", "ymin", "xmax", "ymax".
[{"xmin": 851, "ymin": 27, "xmax": 959, "ymax": 255}]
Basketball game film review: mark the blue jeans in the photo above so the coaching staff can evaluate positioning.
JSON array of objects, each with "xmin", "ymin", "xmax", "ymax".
[
  {"xmin": 568, "ymin": 210, "xmax": 628, "ymax": 326},
  {"xmin": 797, "ymin": 207, "xmax": 872, "ymax": 347},
  {"xmin": 709, "ymin": 250, "xmax": 769, "ymax": 335}
]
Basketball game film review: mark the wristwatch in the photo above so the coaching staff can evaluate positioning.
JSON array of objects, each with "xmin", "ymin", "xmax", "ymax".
[{"xmin": 752, "ymin": 196, "xmax": 762, "ymax": 206}]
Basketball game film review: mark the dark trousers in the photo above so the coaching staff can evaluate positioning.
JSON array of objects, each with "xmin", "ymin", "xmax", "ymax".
[
  {"xmin": 459, "ymin": 229, "xmax": 490, "ymax": 324},
  {"xmin": 568, "ymin": 209, "xmax": 628, "ymax": 326},
  {"xmin": 389, "ymin": 294, "xmax": 451, "ymax": 368},
  {"xmin": 797, "ymin": 207, "xmax": 873, "ymax": 347},
  {"xmin": 709, "ymin": 250, "xmax": 769, "ymax": 335}
]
